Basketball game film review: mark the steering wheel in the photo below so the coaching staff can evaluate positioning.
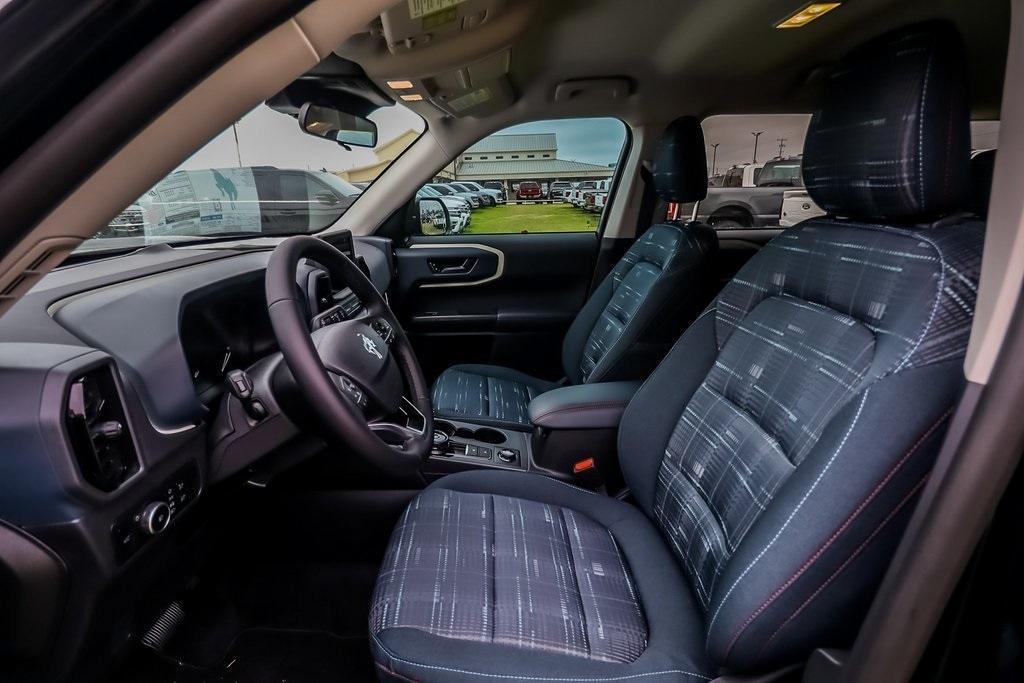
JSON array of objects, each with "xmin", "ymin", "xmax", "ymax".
[{"xmin": 265, "ymin": 236, "xmax": 432, "ymax": 477}]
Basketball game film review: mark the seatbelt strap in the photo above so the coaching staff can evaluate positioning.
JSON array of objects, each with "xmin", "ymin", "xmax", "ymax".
[{"xmin": 637, "ymin": 163, "xmax": 659, "ymax": 233}]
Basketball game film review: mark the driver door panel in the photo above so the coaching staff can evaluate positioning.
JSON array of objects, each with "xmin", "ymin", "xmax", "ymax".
[{"xmin": 393, "ymin": 233, "xmax": 599, "ymax": 383}]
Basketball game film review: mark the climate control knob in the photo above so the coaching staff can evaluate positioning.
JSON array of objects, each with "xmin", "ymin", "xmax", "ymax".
[{"xmin": 138, "ymin": 501, "xmax": 171, "ymax": 536}]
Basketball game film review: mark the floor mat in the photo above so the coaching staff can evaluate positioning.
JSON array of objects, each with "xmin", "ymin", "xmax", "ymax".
[
  {"xmin": 112, "ymin": 629, "xmax": 374, "ymax": 683},
  {"xmin": 217, "ymin": 629, "xmax": 374, "ymax": 682}
]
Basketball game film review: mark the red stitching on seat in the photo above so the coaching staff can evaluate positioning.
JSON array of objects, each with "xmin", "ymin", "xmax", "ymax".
[
  {"xmin": 722, "ymin": 408, "xmax": 952, "ymax": 658},
  {"xmin": 376, "ymin": 661, "xmax": 421, "ymax": 682},
  {"xmin": 754, "ymin": 474, "xmax": 930, "ymax": 660}
]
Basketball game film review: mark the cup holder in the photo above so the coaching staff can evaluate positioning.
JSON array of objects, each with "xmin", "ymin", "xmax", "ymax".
[
  {"xmin": 439, "ymin": 423, "xmax": 509, "ymax": 445},
  {"xmin": 472, "ymin": 427, "xmax": 507, "ymax": 445}
]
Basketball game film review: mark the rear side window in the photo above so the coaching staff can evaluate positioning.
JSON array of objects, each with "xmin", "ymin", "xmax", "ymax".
[
  {"xmin": 418, "ymin": 117, "xmax": 627, "ymax": 236},
  {"xmin": 691, "ymin": 114, "xmax": 813, "ymax": 229}
]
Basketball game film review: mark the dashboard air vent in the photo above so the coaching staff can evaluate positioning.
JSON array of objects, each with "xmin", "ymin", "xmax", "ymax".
[{"xmin": 65, "ymin": 365, "xmax": 140, "ymax": 491}]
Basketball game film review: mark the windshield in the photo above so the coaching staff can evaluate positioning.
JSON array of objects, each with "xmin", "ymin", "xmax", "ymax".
[
  {"xmin": 79, "ymin": 102, "xmax": 424, "ymax": 253},
  {"xmin": 429, "ymin": 184, "xmax": 454, "ymax": 195},
  {"xmin": 756, "ymin": 160, "xmax": 803, "ymax": 187}
]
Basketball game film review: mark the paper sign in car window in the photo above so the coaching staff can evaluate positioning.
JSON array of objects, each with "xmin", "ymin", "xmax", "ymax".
[
  {"xmin": 408, "ymin": 0, "xmax": 467, "ymax": 19},
  {"xmin": 141, "ymin": 168, "xmax": 260, "ymax": 236}
]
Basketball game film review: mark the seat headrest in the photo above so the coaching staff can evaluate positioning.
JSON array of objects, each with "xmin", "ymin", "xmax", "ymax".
[
  {"xmin": 652, "ymin": 116, "xmax": 708, "ymax": 204},
  {"xmin": 803, "ymin": 22, "xmax": 971, "ymax": 222},
  {"xmin": 968, "ymin": 149, "xmax": 996, "ymax": 217}
]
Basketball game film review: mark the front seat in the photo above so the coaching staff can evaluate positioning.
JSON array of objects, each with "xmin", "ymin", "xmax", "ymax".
[
  {"xmin": 432, "ymin": 117, "xmax": 717, "ymax": 429},
  {"xmin": 371, "ymin": 22, "xmax": 982, "ymax": 681}
]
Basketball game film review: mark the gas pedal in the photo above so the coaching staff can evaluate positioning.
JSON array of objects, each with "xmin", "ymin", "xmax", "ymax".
[{"xmin": 140, "ymin": 601, "xmax": 185, "ymax": 652}]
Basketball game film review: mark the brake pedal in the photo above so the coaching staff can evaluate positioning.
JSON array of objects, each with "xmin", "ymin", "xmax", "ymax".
[{"xmin": 140, "ymin": 601, "xmax": 185, "ymax": 652}]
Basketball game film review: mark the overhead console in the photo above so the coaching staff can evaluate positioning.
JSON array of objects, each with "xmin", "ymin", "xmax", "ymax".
[
  {"xmin": 380, "ymin": 0, "xmax": 508, "ymax": 54},
  {"xmin": 336, "ymin": 0, "xmax": 531, "ymax": 118}
]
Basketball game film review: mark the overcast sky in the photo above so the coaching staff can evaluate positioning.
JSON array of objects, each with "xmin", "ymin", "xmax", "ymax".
[
  {"xmin": 702, "ymin": 115, "xmax": 811, "ymax": 174},
  {"xmin": 179, "ymin": 103, "xmax": 424, "ymax": 173}
]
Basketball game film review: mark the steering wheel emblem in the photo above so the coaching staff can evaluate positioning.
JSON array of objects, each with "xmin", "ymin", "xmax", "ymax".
[{"xmin": 358, "ymin": 333, "xmax": 383, "ymax": 360}]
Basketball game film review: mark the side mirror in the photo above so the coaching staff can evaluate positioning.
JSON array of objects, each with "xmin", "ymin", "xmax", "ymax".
[
  {"xmin": 418, "ymin": 198, "xmax": 451, "ymax": 236},
  {"xmin": 298, "ymin": 103, "xmax": 377, "ymax": 148}
]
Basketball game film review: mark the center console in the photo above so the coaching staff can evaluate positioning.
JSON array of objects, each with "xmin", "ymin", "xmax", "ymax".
[
  {"xmin": 423, "ymin": 418, "xmax": 530, "ymax": 478},
  {"xmin": 425, "ymin": 381, "xmax": 641, "ymax": 489}
]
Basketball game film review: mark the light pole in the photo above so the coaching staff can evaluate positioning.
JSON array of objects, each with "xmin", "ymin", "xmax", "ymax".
[
  {"xmin": 751, "ymin": 130, "xmax": 765, "ymax": 163},
  {"xmin": 710, "ymin": 143, "xmax": 720, "ymax": 177},
  {"xmin": 231, "ymin": 123, "xmax": 243, "ymax": 166},
  {"xmin": 776, "ymin": 137, "xmax": 787, "ymax": 158}
]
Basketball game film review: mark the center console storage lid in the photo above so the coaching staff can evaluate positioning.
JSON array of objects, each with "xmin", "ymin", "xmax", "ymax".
[{"xmin": 528, "ymin": 381, "xmax": 640, "ymax": 430}]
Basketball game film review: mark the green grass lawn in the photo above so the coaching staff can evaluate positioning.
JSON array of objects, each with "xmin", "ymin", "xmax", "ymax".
[{"xmin": 464, "ymin": 203, "xmax": 599, "ymax": 234}]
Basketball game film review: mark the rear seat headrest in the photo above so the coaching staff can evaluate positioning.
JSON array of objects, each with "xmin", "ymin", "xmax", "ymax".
[
  {"xmin": 803, "ymin": 21, "xmax": 971, "ymax": 222},
  {"xmin": 652, "ymin": 116, "xmax": 708, "ymax": 204},
  {"xmin": 968, "ymin": 149, "xmax": 996, "ymax": 217}
]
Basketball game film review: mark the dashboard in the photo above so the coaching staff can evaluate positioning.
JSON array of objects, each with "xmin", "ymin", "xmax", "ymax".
[{"xmin": 0, "ymin": 236, "xmax": 394, "ymax": 681}]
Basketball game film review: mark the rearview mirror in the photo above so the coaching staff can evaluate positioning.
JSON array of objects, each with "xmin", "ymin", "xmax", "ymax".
[
  {"xmin": 418, "ymin": 198, "xmax": 451, "ymax": 236},
  {"xmin": 298, "ymin": 103, "xmax": 377, "ymax": 148}
]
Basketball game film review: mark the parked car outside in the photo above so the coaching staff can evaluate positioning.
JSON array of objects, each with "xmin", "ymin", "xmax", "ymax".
[
  {"xmin": 570, "ymin": 180, "xmax": 600, "ymax": 207},
  {"xmin": 516, "ymin": 180, "xmax": 542, "ymax": 200},
  {"xmin": 133, "ymin": 167, "xmax": 362, "ymax": 237},
  {"xmin": 449, "ymin": 181, "xmax": 496, "ymax": 206},
  {"xmin": 779, "ymin": 189, "xmax": 826, "ymax": 226},
  {"xmin": 582, "ymin": 179, "xmax": 611, "ymax": 212},
  {"xmin": 104, "ymin": 204, "xmax": 145, "ymax": 237},
  {"xmin": 456, "ymin": 180, "xmax": 504, "ymax": 204},
  {"xmin": 549, "ymin": 181, "xmax": 574, "ymax": 200},
  {"xmin": 417, "ymin": 186, "xmax": 470, "ymax": 233},
  {"xmin": 695, "ymin": 156, "xmax": 807, "ymax": 228},
  {"xmin": 427, "ymin": 182, "xmax": 481, "ymax": 208},
  {"xmin": 482, "ymin": 181, "xmax": 506, "ymax": 200}
]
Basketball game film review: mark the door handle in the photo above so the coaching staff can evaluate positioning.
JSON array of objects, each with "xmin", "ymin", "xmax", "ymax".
[{"xmin": 428, "ymin": 257, "xmax": 477, "ymax": 275}]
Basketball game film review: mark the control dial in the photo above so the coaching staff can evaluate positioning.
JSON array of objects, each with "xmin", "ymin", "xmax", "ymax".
[{"xmin": 138, "ymin": 501, "xmax": 171, "ymax": 536}]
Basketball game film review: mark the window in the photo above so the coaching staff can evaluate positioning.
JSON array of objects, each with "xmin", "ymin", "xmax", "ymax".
[
  {"xmin": 693, "ymin": 115, "xmax": 1000, "ymax": 230},
  {"xmin": 692, "ymin": 115, "xmax": 813, "ymax": 229},
  {"xmin": 90, "ymin": 102, "xmax": 424, "ymax": 253},
  {"xmin": 418, "ymin": 117, "xmax": 627, "ymax": 236}
]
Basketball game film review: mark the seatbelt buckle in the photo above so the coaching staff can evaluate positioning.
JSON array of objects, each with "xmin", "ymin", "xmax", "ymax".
[{"xmin": 572, "ymin": 458, "xmax": 605, "ymax": 490}]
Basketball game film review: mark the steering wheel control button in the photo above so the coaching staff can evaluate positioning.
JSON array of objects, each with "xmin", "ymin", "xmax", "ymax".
[
  {"xmin": 139, "ymin": 502, "xmax": 171, "ymax": 536},
  {"xmin": 338, "ymin": 375, "xmax": 368, "ymax": 408},
  {"xmin": 371, "ymin": 318, "xmax": 395, "ymax": 345},
  {"xmin": 497, "ymin": 448, "xmax": 518, "ymax": 464}
]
